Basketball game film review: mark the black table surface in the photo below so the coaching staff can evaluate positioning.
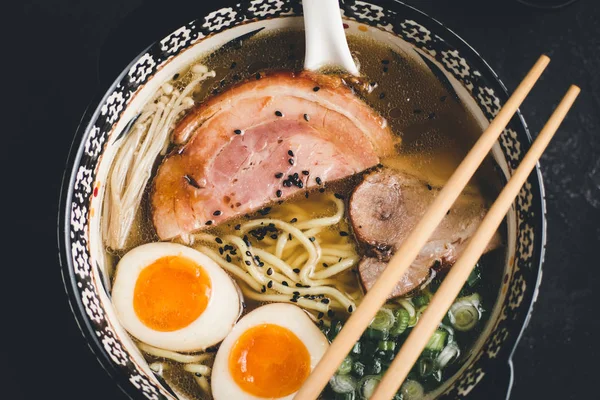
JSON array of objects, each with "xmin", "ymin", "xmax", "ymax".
[{"xmin": 6, "ymin": 0, "xmax": 599, "ymax": 399}]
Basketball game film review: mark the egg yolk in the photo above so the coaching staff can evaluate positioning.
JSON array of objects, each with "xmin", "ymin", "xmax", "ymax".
[
  {"xmin": 228, "ymin": 324, "xmax": 311, "ymax": 398},
  {"xmin": 133, "ymin": 255, "xmax": 211, "ymax": 332}
]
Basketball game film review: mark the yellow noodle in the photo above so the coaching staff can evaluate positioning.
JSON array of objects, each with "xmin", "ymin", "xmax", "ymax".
[{"xmin": 137, "ymin": 343, "xmax": 211, "ymax": 363}]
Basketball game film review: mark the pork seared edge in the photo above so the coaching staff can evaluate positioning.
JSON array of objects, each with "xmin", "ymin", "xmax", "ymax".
[{"xmin": 151, "ymin": 71, "xmax": 397, "ymax": 240}]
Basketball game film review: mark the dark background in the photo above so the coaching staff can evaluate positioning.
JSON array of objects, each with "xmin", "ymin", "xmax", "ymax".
[{"xmin": 6, "ymin": 0, "xmax": 599, "ymax": 399}]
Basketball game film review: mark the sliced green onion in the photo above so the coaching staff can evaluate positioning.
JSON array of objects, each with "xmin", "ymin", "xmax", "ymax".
[
  {"xmin": 369, "ymin": 358, "xmax": 383, "ymax": 375},
  {"xmin": 351, "ymin": 341, "xmax": 362, "ymax": 356},
  {"xmin": 338, "ymin": 356, "xmax": 353, "ymax": 375},
  {"xmin": 397, "ymin": 299, "xmax": 416, "ymax": 318},
  {"xmin": 330, "ymin": 374, "xmax": 358, "ymax": 394},
  {"xmin": 412, "ymin": 294, "xmax": 430, "ymax": 308},
  {"xmin": 365, "ymin": 327, "xmax": 388, "ymax": 340},
  {"xmin": 369, "ymin": 308, "xmax": 395, "ymax": 331},
  {"xmin": 418, "ymin": 355, "xmax": 436, "ymax": 378},
  {"xmin": 390, "ymin": 308, "xmax": 409, "ymax": 337},
  {"xmin": 359, "ymin": 375, "xmax": 381, "ymax": 399},
  {"xmin": 425, "ymin": 329, "xmax": 447, "ymax": 352},
  {"xmin": 449, "ymin": 293, "xmax": 481, "ymax": 332},
  {"xmin": 352, "ymin": 361, "xmax": 366, "ymax": 377},
  {"xmin": 377, "ymin": 340, "xmax": 396, "ymax": 352},
  {"xmin": 334, "ymin": 392, "xmax": 356, "ymax": 400},
  {"xmin": 401, "ymin": 379, "xmax": 424, "ymax": 400},
  {"xmin": 467, "ymin": 264, "xmax": 481, "ymax": 287},
  {"xmin": 435, "ymin": 341, "xmax": 460, "ymax": 369}
]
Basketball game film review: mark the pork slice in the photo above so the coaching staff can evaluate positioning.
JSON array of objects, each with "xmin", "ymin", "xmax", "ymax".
[
  {"xmin": 152, "ymin": 72, "xmax": 396, "ymax": 240},
  {"xmin": 350, "ymin": 168, "xmax": 501, "ymax": 297}
]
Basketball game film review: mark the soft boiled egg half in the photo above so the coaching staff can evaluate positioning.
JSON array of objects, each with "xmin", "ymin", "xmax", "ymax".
[
  {"xmin": 111, "ymin": 242, "xmax": 241, "ymax": 352},
  {"xmin": 212, "ymin": 303, "xmax": 329, "ymax": 400}
]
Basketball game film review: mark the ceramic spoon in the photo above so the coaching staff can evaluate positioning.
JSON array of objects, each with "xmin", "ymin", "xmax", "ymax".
[{"xmin": 303, "ymin": 0, "xmax": 359, "ymax": 76}]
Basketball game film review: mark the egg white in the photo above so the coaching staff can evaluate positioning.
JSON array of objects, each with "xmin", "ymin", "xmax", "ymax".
[
  {"xmin": 111, "ymin": 242, "xmax": 241, "ymax": 352},
  {"xmin": 212, "ymin": 303, "xmax": 329, "ymax": 400}
]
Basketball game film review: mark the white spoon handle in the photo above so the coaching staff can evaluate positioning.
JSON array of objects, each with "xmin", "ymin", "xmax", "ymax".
[{"xmin": 303, "ymin": 0, "xmax": 359, "ymax": 76}]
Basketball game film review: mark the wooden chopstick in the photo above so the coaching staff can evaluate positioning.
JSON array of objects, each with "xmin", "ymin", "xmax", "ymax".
[
  {"xmin": 293, "ymin": 55, "xmax": 551, "ymax": 400},
  {"xmin": 371, "ymin": 84, "xmax": 581, "ymax": 400}
]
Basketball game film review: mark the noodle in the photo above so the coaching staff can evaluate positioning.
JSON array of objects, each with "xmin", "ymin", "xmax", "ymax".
[{"xmin": 137, "ymin": 343, "xmax": 212, "ymax": 364}]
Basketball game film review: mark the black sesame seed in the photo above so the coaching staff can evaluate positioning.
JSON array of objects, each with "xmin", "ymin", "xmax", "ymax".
[
  {"xmin": 275, "ymin": 172, "xmax": 284, "ymax": 179},
  {"xmin": 428, "ymin": 112, "xmax": 436, "ymax": 119},
  {"xmin": 296, "ymin": 283, "xmax": 303, "ymax": 287},
  {"xmin": 267, "ymin": 281, "xmax": 273, "ymax": 288},
  {"xmin": 305, "ymin": 192, "xmax": 309, "ymax": 198},
  {"xmin": 184, "ymin": 175, "xmax": 202, "ymax": 189},
  {"xmin": 215, "ymin": 237, "xmax": 223, "ymax": 244},
  {"xmin": 235, "ymin": 224, "xmax": 241, "ymax": 230},
  {"xmin": 288, "ymin": 233, "xmax": 293, "ymax": 240},
  {"xmin": 230, "ymin": 249, "xmax": 237, "ymax": 255},
  {"xmin": 427, "ymin": 184, "xmax": 432, "ymax": 190},
  {"xmin": 321, "ymin": 298, "xmax": 330, "ymax": 304},
  {"xmin": 302, "ymin": 170, "xmax": 309, "ymax": 175},
  {"xmin": 275, "ymin": 110, "xmax": 283, "ymax": 117},
  {"xmin": 293, "ymin": 268, "xmax": 301, "ymax": 273},
  {"xmin": 339, "ymin": 257, "xmax": 343, "ymax": 262},
  {"xmin": 383, "ymin": 66, "xmax": 389, "ymax": 73},
  {"xmin": 267, "ymin": 268, "xmax": 273, "ymax": 275},
  {"xmin": 288, "ymin": 150, "xmax": 294, "ymax": 157},
  {"xmin": 319, "ymin": 188, "xmax": 325, "ymax": 193},
  {"xmin": 219, "ymin": 247, "xmax": 224, "ymax": 255},
  {"xmin": 230, "ymin": 61, "xmax": 237, "ymax": 69},
  {"xmin": 298, "ymin": 181, "xmax": 304, "ymax": 189},
  {"xmin": 334, "ymin": 193, "xmax": 344, "ymax": 200},
  {"xmin": 290, "ymin": 298, "xmax": 298, "ymax": 303},
  {"xmin": 255, "ymin": 72, "xmax": 261, "ymax": 80},
  {"xmin": 348, "ymin": 305, "xmax": 354, "ymax": 313},
  {"xmin": 289, "ymin": 217, "xmax": 297, "ymax": 223},
  {"xmin": 379, "ymin": 92, "xmax": 386, "ymax": 99},
  {"xmin": 447, "ymin": 210, "xmax": 451, "ymax": 215},
  {"xmin": 293, "ymin": 291, "xmax": 300, "ymax": 296},
  {"xmin": 288, "ymin": 158, "xmax": 295, "ymax": 166},
  {"xmin": 259, "ymin": 262, "xmax": 265, "ymax": 267},
  {"xmin": 276, "ymin": 190, "xmax": 282, "ymax": 198},
  {"xmin": 381, "ymin": 59, "xmax": 390, "ymax": 65},
  {"xmin": 226, "ymin": 255, "xmax": 231, "ymax": 262},
  {"xmin": 313, "ymin": 86, "xmax": 320, "ymax": 92},
  {"xmin": 318, "ymin": 320, "xmax": 324, "ymax": 327},
  {"xmin": 270, "ymin": 234, "xmax": 278, "ymax": 240},
  {"xmin": 315, "ymin": 177, "xmax": 322, "ymax": 185},
  {"xmin": 282, "ymin": 281, "xmax": 289, "ymax": 286},
  {"xmin": 234, "ymin": 129, "xmax": 242, "ymax": 135},
  {"xmin": 205, "ymin": 220, "xmax": 213, "ymax": 226},
  {"xmin": 309, "ymin": 237, "xmax": 316, "ymax": 242},
  {"xmin": 323, "ymin": 263, "xmax": 329, "ymax": 268},
  {"xmin": 213, "ymin": 210, "xmax": 222, "ymax": 216},
  {"xmin": 261, "ymin": 285, "xmax": 266, "ymax": 293},
  {"xmin": 318, "ymin": 312, "xmax": 324, "ymax": 319},
  {"xmin": 340, "ymin": 231, "xmax": 349, "ymax": 237},
  {"xmin": 304, "ymin": 114, "xmax": 310, "ymax": 122},
  {"xmin": 172, "ymin": 73, "xmax": 180, "ymax": 80},
  {"xmin": 245, "ymin": 260, "xmax": 251, "ymax": 266}
]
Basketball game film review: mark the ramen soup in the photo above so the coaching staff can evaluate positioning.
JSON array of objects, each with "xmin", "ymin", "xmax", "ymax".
[{"xmin": 103, "ymin": 29, "xmax": 505, "ymax": 400}]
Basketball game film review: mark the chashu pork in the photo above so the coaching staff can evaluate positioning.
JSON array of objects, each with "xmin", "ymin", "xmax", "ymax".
[
  {"xmin": 151, "ymin": 71, "xmax": 397, "ymax": 240},
  {"xmin": 349, "ymin": 168, "xmax": 501, "ymax": 298}
]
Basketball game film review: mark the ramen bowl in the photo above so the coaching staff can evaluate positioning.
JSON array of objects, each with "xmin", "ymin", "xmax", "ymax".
[{"xmin": 58, "ymin": 1, "xmax": 545, "ymax": 398}]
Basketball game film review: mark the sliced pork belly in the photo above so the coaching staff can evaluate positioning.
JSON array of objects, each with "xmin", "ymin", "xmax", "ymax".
[
  {"xmin": 152, "ymin": 72, "xmax": 396, "ymax": 240},
  {"xmin": 350, "ymin": 168, "xmax": 501, "ymax": 297}
]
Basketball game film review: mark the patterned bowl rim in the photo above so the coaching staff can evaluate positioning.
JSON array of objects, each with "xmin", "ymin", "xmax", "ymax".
[{"xmin": 58, "ymin": 1, "xmax": 547, "ymax": 398}]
